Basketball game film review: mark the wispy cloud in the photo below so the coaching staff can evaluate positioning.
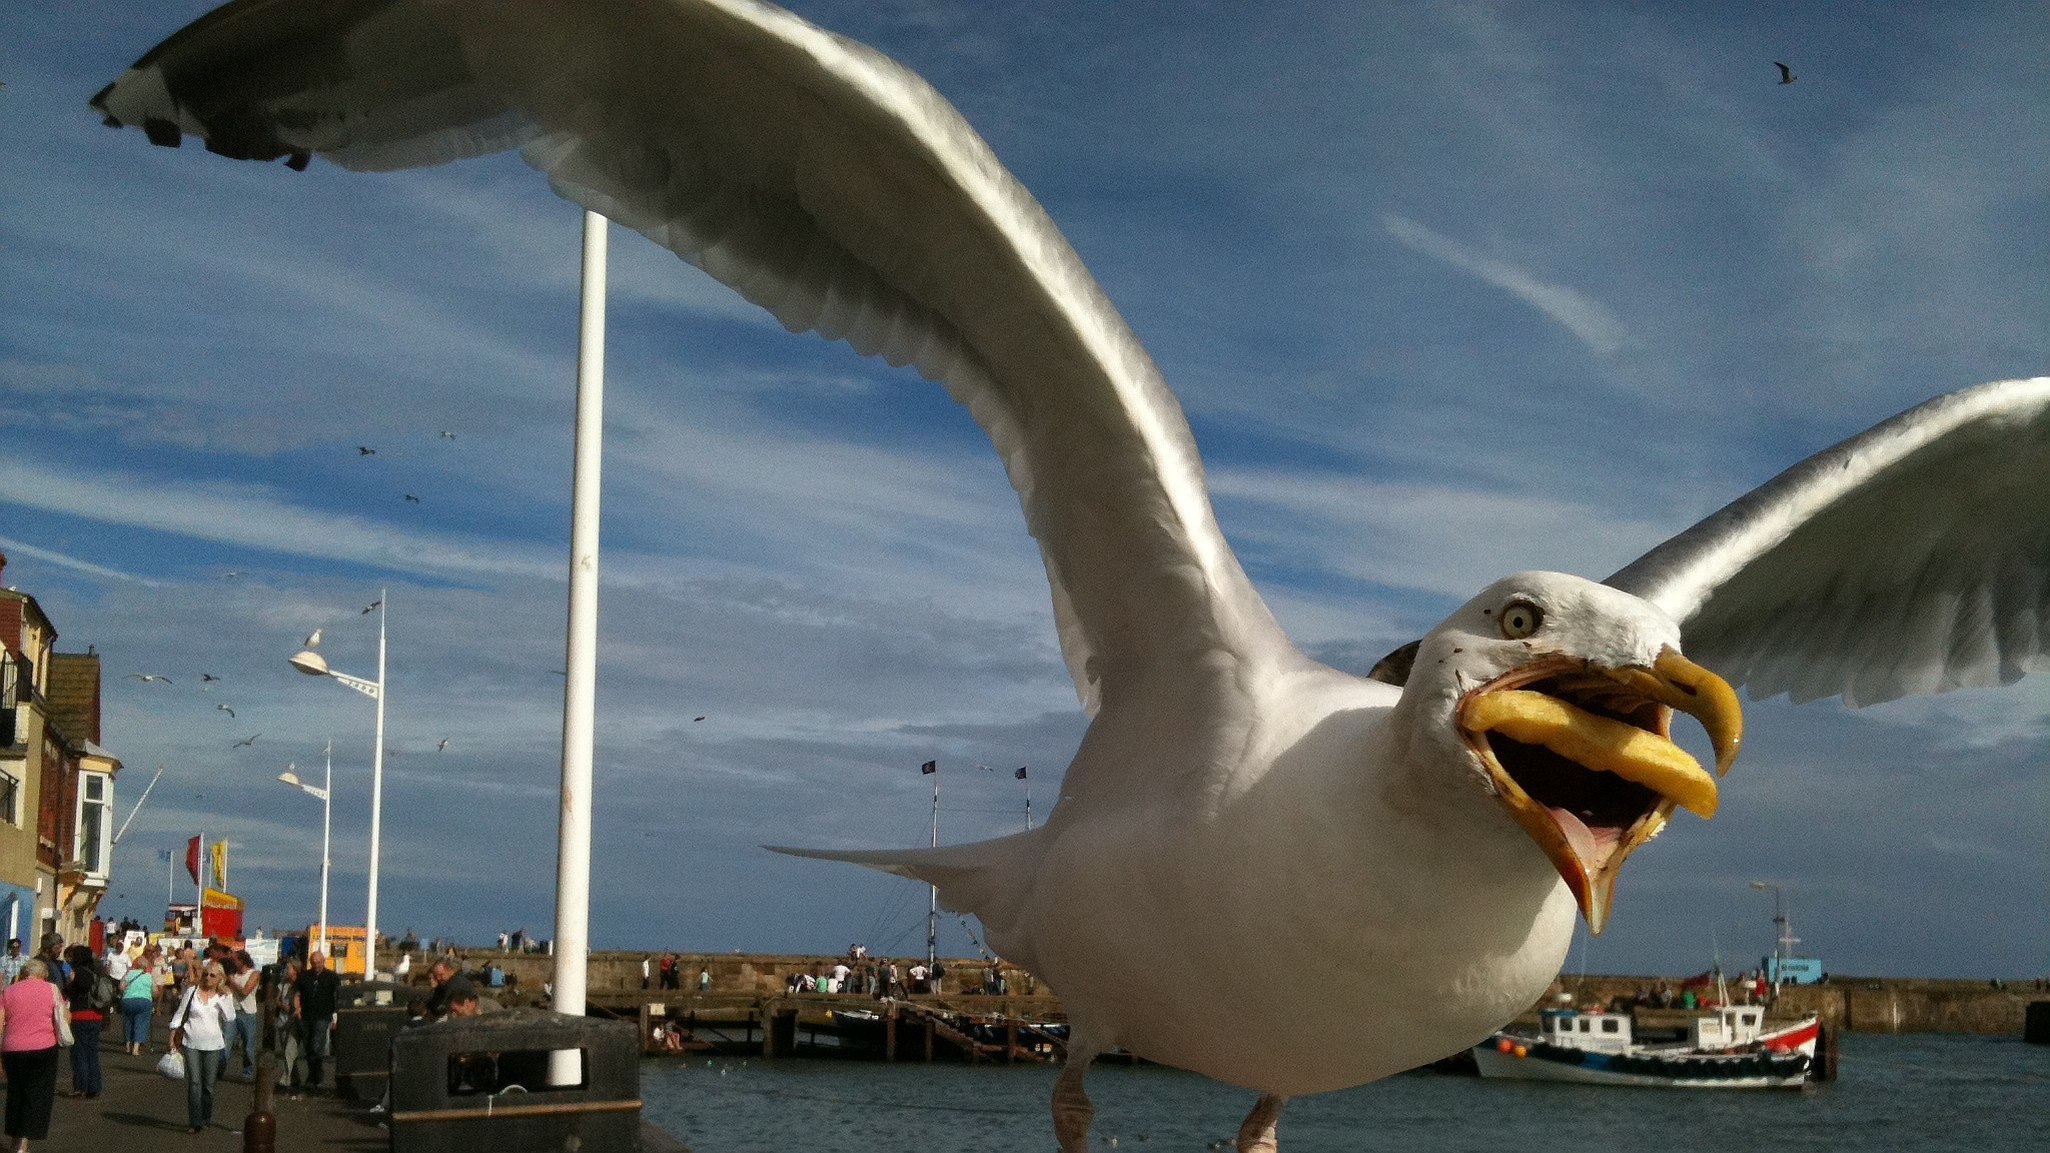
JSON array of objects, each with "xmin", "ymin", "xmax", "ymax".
[
  {"xmin": 1383, "ymin": 213, "xmax": 1629, "ymax": 357},
  {"xmin": 0, "ymin": 534, "xmax": 162, "ymax": 586},
  {"xmin": 0, "ymin": 457, "xmax": 553, "ymax": 580}
]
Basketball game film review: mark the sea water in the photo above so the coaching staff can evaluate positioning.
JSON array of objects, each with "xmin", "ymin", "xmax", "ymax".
[{"xmin": 640, "ymin": 1032, "xmax": 2048, "ymax": 1152}]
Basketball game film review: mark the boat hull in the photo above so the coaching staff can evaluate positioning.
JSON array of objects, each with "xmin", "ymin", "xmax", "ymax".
[{"xmin": 1473, "ymin": 1041, "xmax": 1811, "ymax": 1089}]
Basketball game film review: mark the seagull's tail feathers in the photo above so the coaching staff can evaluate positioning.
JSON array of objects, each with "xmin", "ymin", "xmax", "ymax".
[{"xmin": 769, "ymin": 829, "xmax": 1049, "ymax": 948}]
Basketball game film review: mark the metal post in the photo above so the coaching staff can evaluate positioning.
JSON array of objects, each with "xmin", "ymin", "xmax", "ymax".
[
  {"xmin": 553, "ymin": 209, "xmax": 607, "ymax": 1061},
  {"xmin": 364, "ymin": 591, "xmax": 387, "ymax": 979},
  {"xmin": 318, "ymin": 740, "xmax": 332, "ymax": 957},
  {"xmin": 927, "ymin": 769, "xmax": 939, "ymax": 973}
]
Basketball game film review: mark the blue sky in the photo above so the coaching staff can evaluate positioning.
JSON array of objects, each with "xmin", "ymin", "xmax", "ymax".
[{"xmin": 1, "ymin": 1, "xmax": 2044, "ymax": 978}]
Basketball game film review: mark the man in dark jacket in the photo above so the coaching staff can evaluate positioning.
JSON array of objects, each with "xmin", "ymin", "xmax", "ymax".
[{"xmin": 290, "ymin": 950, "xmax": 342, "ymax": 1094}]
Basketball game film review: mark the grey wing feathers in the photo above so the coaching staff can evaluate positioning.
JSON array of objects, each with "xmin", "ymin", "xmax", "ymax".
[
  {"xmin": 1606, "ymin": 377, "xmax": 2050, "ymax": 706},
  {"xmin": 90, "ymin": 0, "xmax": 1295, "ymax": 716},
  {"xmin": 769, "ymin": 829, "xmax": 1048, "ymax": 957}
]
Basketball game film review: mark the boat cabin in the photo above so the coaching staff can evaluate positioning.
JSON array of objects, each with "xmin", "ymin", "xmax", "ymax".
[
  {"xmin": 1691, "ymin": 1005, "xmax": 1768, "ymax": 1050},
  {"xmin": 1536, "ymin": 1008, "xmax": 1633, "ymax": 1054}
]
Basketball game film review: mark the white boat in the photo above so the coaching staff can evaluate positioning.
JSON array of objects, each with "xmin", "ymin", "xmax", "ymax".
[{"xmin": 1473, "ymin": 1003, "xmax": 1819, "ymax": 1088}]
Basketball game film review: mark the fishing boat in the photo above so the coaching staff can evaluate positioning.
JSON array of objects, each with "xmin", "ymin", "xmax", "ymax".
[{"xmin": 1473, "ymin": 1002, "xmax": 1820, "ymax": 1088}]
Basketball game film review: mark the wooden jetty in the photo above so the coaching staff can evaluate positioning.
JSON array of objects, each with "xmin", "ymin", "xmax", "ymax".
[{"xmin": 601, "ymin": 990, "xmax": 1070, "ymax": 1063}]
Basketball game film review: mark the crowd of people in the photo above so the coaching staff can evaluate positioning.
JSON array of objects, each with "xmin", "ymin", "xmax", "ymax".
[{"xmin": 0, "ymin": 926, "xmax": 513, "ymax": 1149}]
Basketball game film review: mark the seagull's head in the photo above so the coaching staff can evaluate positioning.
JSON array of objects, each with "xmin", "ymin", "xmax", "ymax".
[{"xmin": 1397, "ymin": 571, "xmax": 1742, "ymax": 934}]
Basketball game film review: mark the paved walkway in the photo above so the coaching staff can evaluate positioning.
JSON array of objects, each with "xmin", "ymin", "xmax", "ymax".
[{"xmin": 6, "ymin": 1023, "xmax": 690, "ymax": 1152}]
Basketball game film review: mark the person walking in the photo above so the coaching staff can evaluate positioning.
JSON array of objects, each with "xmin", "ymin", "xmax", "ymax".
[
  {"xmin": 117, "ymin": 948, "xmax": 156, "ymax": 1057},
  {"xmin": 290, "ymin": 950, "xmax": 340, "ymax": 1094},
  {"xmin": 56, "ymin": 947, "xmax": 103, "ymax": 1100},
  {"xmin": 225, "ymin": 951, "xmax": 261, "ymax": 1080},
  {"xmin": 0, "ymin": 941, "xmax": 25, "ymax": 989},
  {"xmin": 168, "ymin": 961, "xmax": 236, "ymax": 1133},
  {"xmin": 0, "ymin": 958, "xmax": 70, "ymax": 1151}
]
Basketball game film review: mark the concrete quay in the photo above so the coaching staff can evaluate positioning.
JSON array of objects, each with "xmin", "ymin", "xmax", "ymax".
[{"xmin": 456, "ymin": 949, "xmax": 2044, "ymax": 1037}]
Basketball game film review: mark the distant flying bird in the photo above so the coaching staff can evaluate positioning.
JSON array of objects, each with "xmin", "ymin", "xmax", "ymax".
[
  {"xmin": 304, "ymin": 629, "xmax": 322, "ymax": 648},
  {"xmin": 219, "ymin": 571, "xmax": 246, "ymax": 579},
  {"xmin": 404, "ymin": 493, "xmax": 421, "ymax": 503},
  {"xmin": 200, "ymin": 673, "xmax": 221, "ymax": 682},
  {"xmin": 1774, "ymin": 61, "xmax": 1797, "ymax": 84},
  {"xmin": 90, "ymin": 4, "xmax": 2050, "ymax": 1150},
  {"xmin": 214, "ymin": 704, "xmax": 235, "ymax": 718},
  {"xmin": 361, "ymin": 600, "xmax": 382, "ymax": 614},
  {"xmin": 438, "ymin": 430, "xmax": 457, "ymax": 439},
  {"xmin": 436, "ymin": 739, "xmax": 449, "ymax": 752},
  {"xmin": 692, "ymin": 716, "xmax": 706, "ymax": 723},
  {"xmin": 232, "ymin": 734, "xmax": 260, "ymax": 748},
  {"xmin": 357, "ymin": 445, "xmax": 377, "ymax": 455},
  {"xmin": 124, "ymin": 673, "xmax": 171, "ymax": 684}
]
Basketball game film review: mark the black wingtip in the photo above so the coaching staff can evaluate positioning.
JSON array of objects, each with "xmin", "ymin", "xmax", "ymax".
[
  {"xmin": 142, "ymin": 117, "xmax": 182, "ymax": 148},
  {"xmin": 1368, "ymin": 639, "xmax": 1422, "ymax": 687},
  {"xmin": 89, "ymin": 81, "xmax": 118, "ymax": 119},
  {"xmin": 285, "ymin": 150, "xmax": 311, "ymax": 171}
]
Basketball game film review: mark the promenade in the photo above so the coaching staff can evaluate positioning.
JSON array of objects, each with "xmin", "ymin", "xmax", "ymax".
[{"xmin": 4, "ymin": 1030, "xmax": 378, "ymax": 1151}]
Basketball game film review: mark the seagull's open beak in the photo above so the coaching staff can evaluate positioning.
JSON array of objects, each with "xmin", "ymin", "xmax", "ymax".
[{"xmin": 1456, "ymin": 647, "xmax": 1742, "ymax": 934}]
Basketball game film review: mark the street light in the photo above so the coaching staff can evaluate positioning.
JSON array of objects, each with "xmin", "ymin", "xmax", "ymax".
[
  {"xmin": 290, "ymin": 592, "xmax": 387, "ymax": 979},
  {"xmin": 278, "ymin": 742, "xmax": 333, "ymax": 958},
  {"xmin": 1749, "ymin": 880, "xmax": 1796, "ymax": 996}
]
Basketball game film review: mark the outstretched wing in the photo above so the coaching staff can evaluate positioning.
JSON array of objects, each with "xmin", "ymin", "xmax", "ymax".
[
  {"xmin": 92, "ymin": 0, "xmax": 1296, "ymax": 714},
  {"xmin": 1606, "ymin": 378, "xmax": 2050, "ymax": 706}
]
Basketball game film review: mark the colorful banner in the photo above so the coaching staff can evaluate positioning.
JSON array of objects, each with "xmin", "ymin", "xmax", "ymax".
[
  {"xmin": 209, "ymin": 840, "xmax": 228, "ymax": 890},
  {"xmin": 185, "ymin": 835, "xmax": 201, "ymax": 885}
]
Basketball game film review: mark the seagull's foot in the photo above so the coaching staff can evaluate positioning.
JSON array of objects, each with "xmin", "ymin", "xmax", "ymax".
[{"xmin": 1236, "ymin": 1092, "xmax": 1287, "ymax": 1153}]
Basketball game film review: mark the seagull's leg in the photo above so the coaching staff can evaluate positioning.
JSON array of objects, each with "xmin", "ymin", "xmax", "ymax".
[
  {"xmin": 1052, "ymin": 1034, "xmax": 1106, "ymax": 1153},
  {"xmin": 1235, "ymin": 1092, "xmax": 1288, "ymax": 1153}
]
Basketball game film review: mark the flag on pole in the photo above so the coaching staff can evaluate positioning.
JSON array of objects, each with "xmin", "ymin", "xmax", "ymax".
[
  {"xmin": 185, "ymin": 835, "xmax": 201, "ymax": 884},
  {"xmin": 1015, "ymin": 766, "xmax": 1028, "ymax": 780},
  {"xmin": 209, "ymin": 840, "xmax": 229, "ymax": 890},
  {"xmin": 920, "ymin": 760, "xmax": 936, "ymax": 774}
]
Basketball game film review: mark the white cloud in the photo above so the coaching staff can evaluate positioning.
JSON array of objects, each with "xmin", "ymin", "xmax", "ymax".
[{"xmin": 1383, "ymin": 214, "xmax": 1630, "ymax": 357}]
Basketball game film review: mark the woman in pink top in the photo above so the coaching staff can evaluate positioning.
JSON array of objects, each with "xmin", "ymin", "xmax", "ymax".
[{"xmin": 0, "ymin": 958, "xmax": 70, "ymax": 1151}]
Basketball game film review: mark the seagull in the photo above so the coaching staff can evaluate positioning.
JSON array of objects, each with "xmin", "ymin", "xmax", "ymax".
[
  {"xmin": 692, "ymin": 716, "xmax": 706, "ymax": 723},
  {"xmin": 232, "ymin": 734, "xmax": 260, "ymax": 748},
  {"xmin": 357, "ymin": 445, "xmax": 377, "ymax": 455},
  {"xmin": 89, "ymin": 4, "xmax": 2050, "ymax": 1149},
  {"xmin": 214, "ymin": 704, "xmax": 235, "ymax": 718},
  {"xmin": 404, "ymin": 493, "xmax": 421, "ymax": 503},
  {"xmin": 1774, "ymin": 61, "xmax": 1797, "ymax": 84},
  {"xmin": 438, "ymin": 430, "xmax": 457, "ymax": 439},
  {"xmin": 437, "ymin": 738, "xmax": 450, "ymax": 752},
  {"xmin": 124, "ymin": 673, "xmax": 171, "ymax": 684},
  {"xmin": 304, "ymin": 629, "xmax": 322, "ymax": 648},
  {"xmin": 361, "ymin": 600, "xmax": 382, "ymax": 615},
  {"xmin": 201, "ymin": 673, "xmax": 221, "ymax": 683}
]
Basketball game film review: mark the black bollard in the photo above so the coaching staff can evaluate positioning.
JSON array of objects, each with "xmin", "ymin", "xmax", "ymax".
[{"xmin": 2026, "ymin": 1001, "xmax": 2050, "ymax": 1045}]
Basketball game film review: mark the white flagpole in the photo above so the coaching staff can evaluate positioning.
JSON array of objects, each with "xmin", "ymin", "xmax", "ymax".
[
  {"xmin": 553, "ymin": 209, "xmax": 607, "ymax": 1059},
  {"xmin": 927, "ymin": 766, "xmax": 939, "ymax": 972}
]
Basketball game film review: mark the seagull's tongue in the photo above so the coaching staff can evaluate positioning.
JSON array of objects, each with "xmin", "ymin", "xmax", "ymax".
[{"xmin": 1547, "ymin": 807, "xmax": 1621, "ymax": 873}]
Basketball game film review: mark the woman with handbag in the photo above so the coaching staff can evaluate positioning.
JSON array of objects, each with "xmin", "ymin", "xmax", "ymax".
[
  {"xmin": 118, "ymin": 946, "xmax": 157, "ymax": 1056},
  {"xmin": 0, "ymin": 958, "xmax": 71, "ymax": 1151},
  {"xmin": 58, "ymin": 946, "xmax": 103, "ymax": 1099},
  {"xmin": 167, "ymin": 961, "xmax": 236, "ymax": 1134}
]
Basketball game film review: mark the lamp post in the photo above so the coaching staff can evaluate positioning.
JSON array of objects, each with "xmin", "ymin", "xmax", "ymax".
[
  {"xmin": 290, "ymin": 593, "xmax": 387, "ymax": 978},
  {"xmin": 279, "ymin": 742, "xmax": 334, "ymax": 957},
  {"xmin": 1749, "ymin": 880, "xmax": 1794, "ymax": 996}
]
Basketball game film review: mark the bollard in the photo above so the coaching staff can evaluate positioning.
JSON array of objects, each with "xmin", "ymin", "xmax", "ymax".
[
  {"xmin": 243, "ymin": 1050, "xmax": 278, "ymax": 1153},
  {"xmin": 2026, "ymin": 1001, "xmax": 2050, "ymax": 1045}
]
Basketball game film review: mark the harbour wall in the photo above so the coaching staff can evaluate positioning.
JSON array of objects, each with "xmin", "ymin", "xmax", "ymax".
[
  {"xmin": 451, "ymin": 949, "xmax": 2041, "ymax": 1036},
  {"xmin": 1549, "ymin": 972, "xmax": 2041, "ymax": 1035}
]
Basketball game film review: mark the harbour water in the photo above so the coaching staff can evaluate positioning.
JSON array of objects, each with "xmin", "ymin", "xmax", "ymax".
[{"xmin": 641, "ymin": 1032, "xmax": 2047, "ymax": 1152}]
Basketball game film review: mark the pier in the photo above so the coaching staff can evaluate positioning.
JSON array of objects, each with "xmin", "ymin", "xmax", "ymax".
[{"xmin": 450, "ymin": 949, "xmax": 2046, "ymax": 1059}]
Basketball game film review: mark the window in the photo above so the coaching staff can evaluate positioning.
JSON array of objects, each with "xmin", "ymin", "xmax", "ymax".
[
  {"xmin": 1578, "ymin": 1019, "xmax": 1591, "ymax": 1033},
  {"xmin": 1601, "ymin": 1019, "xmax": 1620, "ymax": 1034},
  {"xmin": 0, "ymin": 769, "xmax": 17, "ymax": 825},
  {"xmin": 74, "ymin": 772, "xmax": 111, "ymax": 877}
]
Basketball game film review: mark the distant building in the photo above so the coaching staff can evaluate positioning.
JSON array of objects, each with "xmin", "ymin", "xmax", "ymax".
[{"xmin": 0, "ymin": 552, "xmax": 121, "ymax": 950}]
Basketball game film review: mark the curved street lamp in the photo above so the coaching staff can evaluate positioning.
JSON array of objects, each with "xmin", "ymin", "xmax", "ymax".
[
  {"xmin": 289, "ymin": 593, "xmax": 387, "ymax": 979},
  {"xmin": 278, "ymin": 742, "xmax": 334, "ymax": 958}
]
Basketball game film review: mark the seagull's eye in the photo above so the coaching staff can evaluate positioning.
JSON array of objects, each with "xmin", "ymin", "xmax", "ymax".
[{"xmin": 1499, "ymin": 600, "xmax": 1543, "ymax": 639}]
